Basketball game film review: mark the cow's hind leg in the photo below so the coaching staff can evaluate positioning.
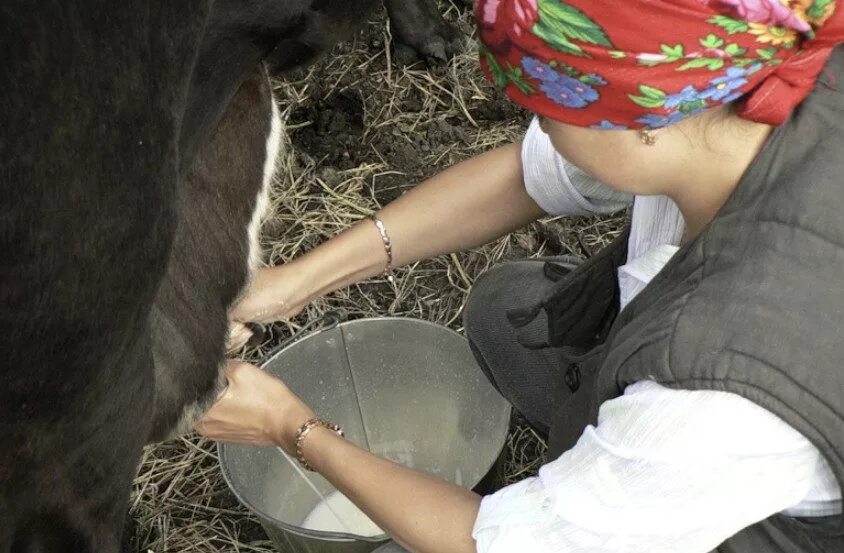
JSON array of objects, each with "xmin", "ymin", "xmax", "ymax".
[{"xmin": 385, "ymin": 0, "xmax": 467, "ymax": 64}]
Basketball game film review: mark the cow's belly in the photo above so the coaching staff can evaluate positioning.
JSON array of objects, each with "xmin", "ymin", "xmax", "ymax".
[{"xmin": 147, "ymin": 67, "xmax": 281, "ymax": 442}]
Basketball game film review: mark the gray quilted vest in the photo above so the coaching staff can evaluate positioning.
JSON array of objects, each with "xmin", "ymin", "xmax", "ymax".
[{"xmin": 508, "ymin": 47, "xmax": 844, "ymax": 552}]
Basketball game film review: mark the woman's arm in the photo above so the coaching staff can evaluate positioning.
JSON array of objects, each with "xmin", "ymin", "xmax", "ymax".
[
  {"xmin": 232, "ymin": 142, "xmax": 544, "ymax": 323},
  {"xmin": 197, "ymin": 361, "xmax": 480, "ymax": 553},
  {"xmin": 375, "ymin": 141, "xmax": 540, "ymax": 266},
  {"xmin": 198, "ymin": 363, "xmax": 833, "ymax": 553},
  {"xmin": 304, "ymin": 427, "xmax": 481, "ymax": 553}
]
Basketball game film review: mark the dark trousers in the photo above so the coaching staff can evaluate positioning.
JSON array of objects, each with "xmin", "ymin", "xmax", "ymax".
[{"xmin": 463, "ymin": 257, "xmax": 583, "ymax": 435}]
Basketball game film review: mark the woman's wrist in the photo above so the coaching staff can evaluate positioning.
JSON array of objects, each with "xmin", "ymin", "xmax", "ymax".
[
  {"xmin": 299, "ymin": 219, "xmax": 392, "ymax": 297},
  {"xmin": 298, "ymin": 425, "xmax": 345, "ymax": 473},
  {"xmin": 274, "ymin": 416, "xmax": 345, "ymax": 472},
  {"xmin": 270, "ymin": 403, "xmax": 316, "ymax": 455},
  {"xmin": 271, "ymin": 257, "xmax": 322, "ymax": 305}
]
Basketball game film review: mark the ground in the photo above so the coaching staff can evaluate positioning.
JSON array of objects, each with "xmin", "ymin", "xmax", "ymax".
[{"xmin": 131, "ymin": 3, "xmax": 625, "ymax": 551}]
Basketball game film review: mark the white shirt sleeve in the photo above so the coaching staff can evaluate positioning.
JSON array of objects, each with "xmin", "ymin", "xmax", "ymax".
[
  {"xmin": 521, "ymin": 117, "xmax": 632, "ymax": 216},
  {"xmin": 473, "ymin": 381, "xmax": 839, "ymax": 553}
]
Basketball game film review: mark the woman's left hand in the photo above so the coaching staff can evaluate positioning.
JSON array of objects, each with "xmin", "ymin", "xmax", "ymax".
[
  {"xmin": 200, "ymin": 365, "xmax": 481, "ymax": 553},
  {"xmin": 195, "ymin": 360, "xmax": 315, "ymax": 453}
]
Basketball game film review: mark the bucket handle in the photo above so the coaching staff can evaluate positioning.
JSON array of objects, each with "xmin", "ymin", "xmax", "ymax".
[{"xmin": 258, "ymin": 310, "xmax": 347, "ymax": 363}]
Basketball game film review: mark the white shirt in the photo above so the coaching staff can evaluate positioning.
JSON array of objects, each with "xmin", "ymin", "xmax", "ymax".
[{"xmin": 471, "ymin": 119, "xmax": 842, "ymax": 553}]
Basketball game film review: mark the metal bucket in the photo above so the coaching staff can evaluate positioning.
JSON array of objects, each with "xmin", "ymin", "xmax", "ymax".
[{"xmin": 219, "ymin": 317, "xmax": 511, "ymax": 553}]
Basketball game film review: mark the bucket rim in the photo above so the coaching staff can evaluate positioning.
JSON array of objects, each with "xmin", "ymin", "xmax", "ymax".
[{"xmin": 218, "ymin": 316, "xmax": 512, "ymax": 543}]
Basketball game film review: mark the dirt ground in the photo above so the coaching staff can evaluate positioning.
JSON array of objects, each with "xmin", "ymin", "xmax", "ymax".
[{"xmin": 131, "ymin": 3, "xmax": 625, "ymax": 551}]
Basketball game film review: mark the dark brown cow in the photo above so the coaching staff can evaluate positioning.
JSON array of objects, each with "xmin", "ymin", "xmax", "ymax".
[{"xmin": 0, "ymin": 1, "xmax": 464, "ymax": 551}]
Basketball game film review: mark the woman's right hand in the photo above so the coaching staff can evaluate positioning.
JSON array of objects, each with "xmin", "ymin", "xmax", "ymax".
[
  {"xmin": 226, "ymin": 263, "xmax": 320, "ymax": 352},
  {"xmin": 232, "ymin": 263, "xmax": 317, "ymax": 325}
]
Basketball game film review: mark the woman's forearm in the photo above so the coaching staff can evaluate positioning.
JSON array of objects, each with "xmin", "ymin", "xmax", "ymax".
[
  {"xmin": 380, "ymin": 141, "xmax": 540, "ymax": 264},
  {"xmin": 303, "ymin": 427, "xmax": 481, "ymax": 553},
  {"xmin": 295, "ymin": 142, "xmax": 542, "ymax": 299},
  {"xmin": 197, "ymin": 361, "xmax": 482, "ymax": 552}
]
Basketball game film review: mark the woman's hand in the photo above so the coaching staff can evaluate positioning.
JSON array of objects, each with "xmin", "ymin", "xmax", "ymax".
[
  {"xmin": 232, "ymin": 263, "xmax": 316, "ymax": 324},
  {"xmin": 195, "ymin": 360, "xmax": 315, "ymax": 453},
  {"xmin": 226, "ymin": 322, "xmax": 256, "ymax": 353},
  {"xmin": 225, "ymin": 263, "xmax": 319, "ymax": 353},
  {"xmin": 199, "ymin": 366, "xmax": 482, "ymax": 553}
]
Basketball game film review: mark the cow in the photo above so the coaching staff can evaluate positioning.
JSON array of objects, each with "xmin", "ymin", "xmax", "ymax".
[{"xmin": 0, "ymin": 1, "xmax": 465, "ymax": 551}]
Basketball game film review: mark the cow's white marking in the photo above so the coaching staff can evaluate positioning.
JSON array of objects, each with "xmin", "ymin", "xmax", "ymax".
[{"xmin": 248, "ymin": 96, "xmax": 282, "ymax": 272}]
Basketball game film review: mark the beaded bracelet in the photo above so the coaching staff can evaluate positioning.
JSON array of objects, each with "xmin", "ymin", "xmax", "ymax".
[
  {"xmin": 371, "ymin": 215, "xmax": 394, "ymax": 279},
  {"xmin": 295, "ymin": 417, "xmax": 344, "ymax": 472}
]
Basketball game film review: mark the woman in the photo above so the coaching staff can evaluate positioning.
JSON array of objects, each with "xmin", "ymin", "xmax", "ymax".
[{"xmin": 200, "ymin": 1, "xmax": 844, "ymax": 551}]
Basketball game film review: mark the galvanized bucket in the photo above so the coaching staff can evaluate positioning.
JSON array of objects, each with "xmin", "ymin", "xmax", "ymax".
[{"xmin": 219, "ymin": 317, "xmax": 511, "ymax": 553}]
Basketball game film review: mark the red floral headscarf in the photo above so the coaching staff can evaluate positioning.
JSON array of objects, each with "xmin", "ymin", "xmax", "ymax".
[{"xmin": 476, "ymin": 0, "xmax": 844, "ymax": 129}]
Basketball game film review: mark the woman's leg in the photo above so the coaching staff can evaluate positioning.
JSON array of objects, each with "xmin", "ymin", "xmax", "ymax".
[{"xmin": 463, "ymin": 257, "xmax": 580, "ymax": 435}]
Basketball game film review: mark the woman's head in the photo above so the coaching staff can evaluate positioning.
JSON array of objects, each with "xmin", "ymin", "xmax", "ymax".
[
  {"xmin": 477, "ymin": 1, "xmax": 843, "ymax": 197},
  {"xmin": 476, "ymin": 0, "xmax": 843, "ymax": 130}
]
